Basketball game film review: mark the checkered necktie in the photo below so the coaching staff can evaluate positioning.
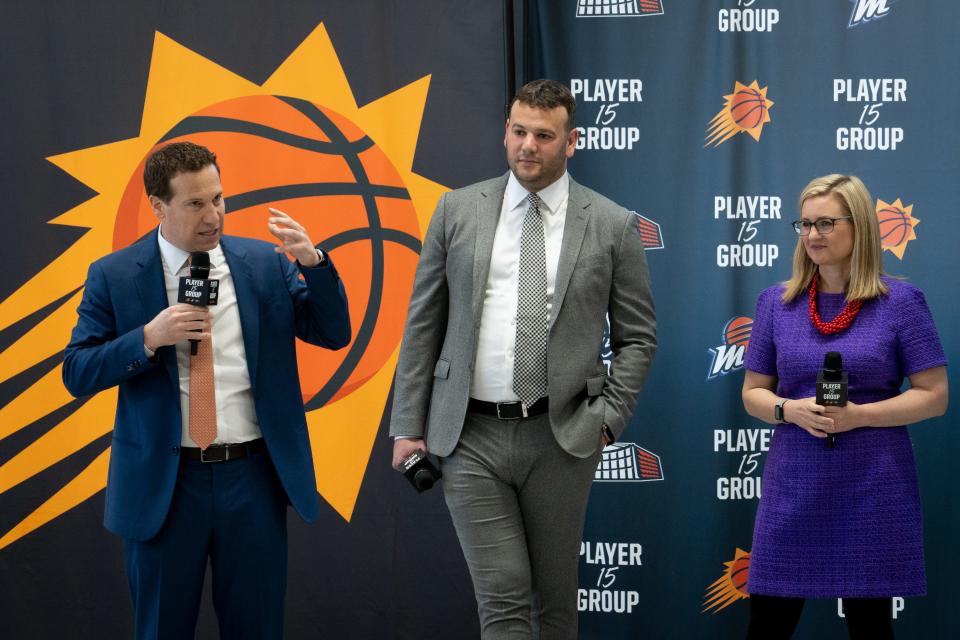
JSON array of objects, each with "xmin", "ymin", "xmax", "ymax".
[
  {"xmin": 512, "ymin": 192, "xmax": 549, "ymax": 406},
  {"xmin": 188, "ymin": 259, "xmax": 217, "ymax": 449}
]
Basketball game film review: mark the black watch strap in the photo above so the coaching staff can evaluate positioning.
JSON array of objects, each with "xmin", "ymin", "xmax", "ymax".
[{"xmin": 774, "ymin": 399, "xmax": 787, "ymax": 422}]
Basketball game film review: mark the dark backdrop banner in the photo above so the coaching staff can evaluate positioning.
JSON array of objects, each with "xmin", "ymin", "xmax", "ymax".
[
  {"xmin": 525, "ymin": 1, "xmax": 959, "ymax": 638},
  {"xmin": 0, "ymin": 1, "xmax": 506, "ymax": 637},
  {"xmin": 1, "ymin": 1, "xmax": 957, "ymax": 639}
]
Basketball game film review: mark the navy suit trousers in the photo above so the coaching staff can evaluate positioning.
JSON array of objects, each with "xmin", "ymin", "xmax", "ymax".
[{"xmin": 124, "ymin": 448, "xmax": 288, "ymax": 640}]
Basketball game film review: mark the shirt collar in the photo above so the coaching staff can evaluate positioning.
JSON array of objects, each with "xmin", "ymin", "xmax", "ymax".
[
  {"xmin": 505, "ymin": 171, "xmax": 569, "ymax": 216},
  {"xmin": 156, "ymin": 226, "xmax": 223, "ymax": 276}
]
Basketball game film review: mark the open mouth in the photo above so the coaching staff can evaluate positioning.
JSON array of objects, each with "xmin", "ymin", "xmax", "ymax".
[{"xmin": 198, "ymin": 229, "xmax": 219, "ymax": 237}]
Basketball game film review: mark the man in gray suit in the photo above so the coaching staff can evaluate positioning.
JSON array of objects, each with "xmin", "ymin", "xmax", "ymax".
[{"xmin": 390, "ymin": 79, "xmax": 656, "ymax": 639}]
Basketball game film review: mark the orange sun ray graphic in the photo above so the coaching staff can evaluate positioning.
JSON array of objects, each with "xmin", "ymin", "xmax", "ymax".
[
  {"xmin": 705, "ymin": 80, "xmax": 774, "ymax": 148},
  {"xmin": 0, "ymin": 23, "xmax": 448, "ymax": 550},
  {"xmin": 702, "ymin": 548, "xmax": 751, "ymax": 613},
  {"xmin": 876, "ymin": 198, "xmax": 919, "ymax": 260}
]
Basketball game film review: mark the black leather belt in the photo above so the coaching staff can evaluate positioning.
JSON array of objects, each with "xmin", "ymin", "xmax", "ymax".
[
  {"xmin": 468, "ymin": 397, "xmax": 549, "ymax": 420},
  {"xmin": 181, "ymin": 438, "xmax": 266, "ymax": 463}
]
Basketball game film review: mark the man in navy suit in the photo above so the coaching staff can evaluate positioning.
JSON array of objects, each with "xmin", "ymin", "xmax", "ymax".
[{"xmin": 63, "ymin": 141, "xmax": 351, "ymax": 639}]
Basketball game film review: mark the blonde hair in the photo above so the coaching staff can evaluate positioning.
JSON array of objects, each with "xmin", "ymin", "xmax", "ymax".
[{"xmin": 782, "ymin": 174, "xmax": 888, "ymax": 302}]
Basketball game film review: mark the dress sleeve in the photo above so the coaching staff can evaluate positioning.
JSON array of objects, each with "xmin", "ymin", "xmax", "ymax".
[
  {"xmin": 744, "ymin": 286, "xmax": 778, "ymax": 376},
  {"xmin": 896, "ymin": 285, "xmax": 948, "ymax": 376}
]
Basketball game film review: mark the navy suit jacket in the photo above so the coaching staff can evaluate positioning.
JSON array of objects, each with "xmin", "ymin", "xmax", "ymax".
[{"xmin": 63, "ymin": 233, "xmax": 351, "ymax": 541}]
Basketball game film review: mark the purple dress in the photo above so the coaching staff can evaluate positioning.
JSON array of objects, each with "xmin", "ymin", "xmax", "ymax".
[{"xmin": 744, "ymin": 277, "xmax": 947, "ymax": 598}]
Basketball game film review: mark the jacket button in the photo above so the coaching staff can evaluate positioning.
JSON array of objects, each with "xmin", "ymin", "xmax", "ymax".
[{"xmin": 171, "ymin": 446, "xmax": 180, "ymax": 454}]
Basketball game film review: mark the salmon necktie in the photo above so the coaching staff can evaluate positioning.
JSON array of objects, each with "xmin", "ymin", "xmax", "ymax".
[{"xmin": 188, "ymin": 261, "xmax": 217, "ymax": 449}]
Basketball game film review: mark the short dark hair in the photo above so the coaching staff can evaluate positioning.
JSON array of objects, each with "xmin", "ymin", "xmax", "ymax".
[
  {"xmin": 144, "ymin": 141, "xmax": 220, "ymax": 202},
  {"xmin": 509, "ymin": 79, "xmax": 577, "ymax": 131}
]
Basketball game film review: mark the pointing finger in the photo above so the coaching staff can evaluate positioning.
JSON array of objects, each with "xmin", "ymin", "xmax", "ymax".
[{"xmin": 268, "ymin": 217, "xmax": 306, "ymax": 233}]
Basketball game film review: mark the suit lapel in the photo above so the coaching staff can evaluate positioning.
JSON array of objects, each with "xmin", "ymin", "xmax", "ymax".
[
  {"xmin": 551, "ymin": 178, "xmax": 591, "ymax": 327},
  {"xmin": 133, "ymin": 236, "xmax": 179, "ymax": 391},
  {"xmin": 221, "ymin": 237, "xmax": 261, "ymax": 389},
  {"xmin": 471, "ymin": 174, "xmax": 509, "ymax": 321}
]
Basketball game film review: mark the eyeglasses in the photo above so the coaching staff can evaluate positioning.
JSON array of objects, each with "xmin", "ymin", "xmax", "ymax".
[{"xmin": 791, "ymin": 216, "xmax": 853, "ymax": 236}]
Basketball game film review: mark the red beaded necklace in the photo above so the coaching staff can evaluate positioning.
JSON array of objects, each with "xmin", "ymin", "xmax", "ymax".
[{"xmin": 808, "ymin": 274, "xmax": 863, "ymax": 335}]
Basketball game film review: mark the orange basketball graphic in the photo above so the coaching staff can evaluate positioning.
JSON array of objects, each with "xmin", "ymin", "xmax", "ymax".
[
  {"xmin": 874, "ymin": 198, "xmax": 919, "ymax": 260},
  {"xmin": 724, "ymin": 316, "xmax": 753, "ymax": 349},
  {"xmin": 729, "ymin": 554, "xmax": 750, "ymax": 592},
  {"xmin": 703, "ymin": 548, "xmax": 752, "ymax": 613},
  {"xmin": 115, "ymin": 94, "xmax": 421, "ymax": 408},
  {"xmin": 877, "ymin": 205, "xmax": 912, "ymax": 248},
  {"xmin": 729, "ymin": 87, "xmax": 767, "ymax": 129},
  {"xmin": 706, "ymin": 80, "xmax": 774, "ymax": 147}
]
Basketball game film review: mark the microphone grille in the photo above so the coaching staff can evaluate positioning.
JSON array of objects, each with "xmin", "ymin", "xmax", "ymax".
[
  {"xmin": 823, "ymin": 351, "xmax": 843, "ymax": 370},
  {"xmin": 190, "ymin": 251, "xmax": 211, "ymax": 268}
]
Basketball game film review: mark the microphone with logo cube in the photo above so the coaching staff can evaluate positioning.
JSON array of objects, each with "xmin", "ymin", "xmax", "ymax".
[
  {"xmin": 177, "ymin": 251, "xmax": 219, "ymax": 356},
  {"xmin": 816, "ymin": 352, "xmax": 847, "ymax": 449}
]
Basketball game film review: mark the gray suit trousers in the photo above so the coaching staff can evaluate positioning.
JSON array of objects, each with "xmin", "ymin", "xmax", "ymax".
[{"xmin": 441, "ymin": 411, "xmax": 602, "ymax": 640}]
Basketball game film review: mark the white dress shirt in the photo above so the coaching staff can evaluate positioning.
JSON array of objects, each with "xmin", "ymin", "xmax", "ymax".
[
  {"xmin": 156, "ymin": 228, "xmax": 261, "ymax": 446},
  {"xmin": 470, "ymin": 171, "xmax": 569, "ymax": 401}
]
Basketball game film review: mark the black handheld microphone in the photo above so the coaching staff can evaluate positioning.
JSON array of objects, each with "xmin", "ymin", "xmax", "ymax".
[
  {"xmin": 190, "ymin": 251, "xmax": 211, "ymax": 279},
  {"xmin": 188, "ymin": 252, "xmax": 209, "ymax": 356},
  {"xmin": 816, "ymin": 352, "xmax": 848, "ymax": 449},
  {"xmin": 177, "ymin": 251, "xmax": 213, "ymax": 356},
  {"xmin": 400, "ymin": 449, "xmax": 442, "ymax": 492}
]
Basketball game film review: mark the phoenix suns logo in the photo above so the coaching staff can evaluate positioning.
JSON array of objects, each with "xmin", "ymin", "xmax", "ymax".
[
  {"xmin": 706, "ymin": 81, "xmax": 774, "ymax": 148},
  {"xmin": 875, "ymin": 198, "xmax": 918, "ymax": 259},
  {"xmin": 0, "ymin": 24, "xmax": 447, "ymax": 550},
  {"xmin": 707, "ymin": 316, "xmax": 752, "ymax": 380},
  {"xmin": 703, "ymin": 548, "xmax": 751, "ymax": 613}
]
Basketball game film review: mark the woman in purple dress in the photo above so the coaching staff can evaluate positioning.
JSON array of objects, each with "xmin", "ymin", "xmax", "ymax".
[{"xmin": 741, "ymin": 175, "xmax": 948, "ymax": 639}]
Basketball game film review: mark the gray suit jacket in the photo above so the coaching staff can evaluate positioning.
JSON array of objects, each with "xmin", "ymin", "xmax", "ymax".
[{"xmin": 390, "ymin": 173, "xmax": 656, "ymax": 458}]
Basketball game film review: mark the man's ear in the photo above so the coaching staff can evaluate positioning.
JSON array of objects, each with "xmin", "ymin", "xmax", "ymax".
[
  {"xmin": 148, "ymin": 195, "xmax": 165, "ymax": 221},
  {"xmin": 565, "ymin": 127, "xmax": 579, "ymax": 159}
]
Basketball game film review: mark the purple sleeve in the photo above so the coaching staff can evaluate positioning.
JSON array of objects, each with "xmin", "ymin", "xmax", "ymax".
[
  {"xmin": 744, "ymin": 286, "xmax": 778, "ymax": 376},
  {"xmin": 896, "ymin": 285, "xmax": 948, "ymax": 376}
]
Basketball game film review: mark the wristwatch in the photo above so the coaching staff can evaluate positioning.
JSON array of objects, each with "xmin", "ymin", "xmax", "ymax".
[
  {"xmin": 774, "ymin": 399, "xmax": 788, "ymax": 423},
  {"xmin": 299, "ymin": 248, "xmax": 326, "ymax": 268}
]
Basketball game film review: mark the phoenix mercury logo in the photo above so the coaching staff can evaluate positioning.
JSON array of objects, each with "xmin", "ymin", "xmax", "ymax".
[
  {"xmin": 703, "ymin": 548, "xmax": 751, "ymax": 613},
  {"xmin": 848, "ymin": 0, "xmax": 897, "ymax": 28},
  {"xmin": 707, "ymin": 316, "xmax": 752, "ymax": 380},
  {"xmin": 706, "ymin": 81, "xmax": 774, "ymax": 148},
  {"xmin": 0, "ymin": 24, "xmax": 447, "ymax": 550},
  {"xmin": 875, "ymin": 198, "xmax": 918, "ymax": 259}
]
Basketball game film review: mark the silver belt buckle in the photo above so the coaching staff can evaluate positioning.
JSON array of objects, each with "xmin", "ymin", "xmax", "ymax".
[{"xmin": 495, "ymin": 401, "xmax": 528, "ymax": 420}]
